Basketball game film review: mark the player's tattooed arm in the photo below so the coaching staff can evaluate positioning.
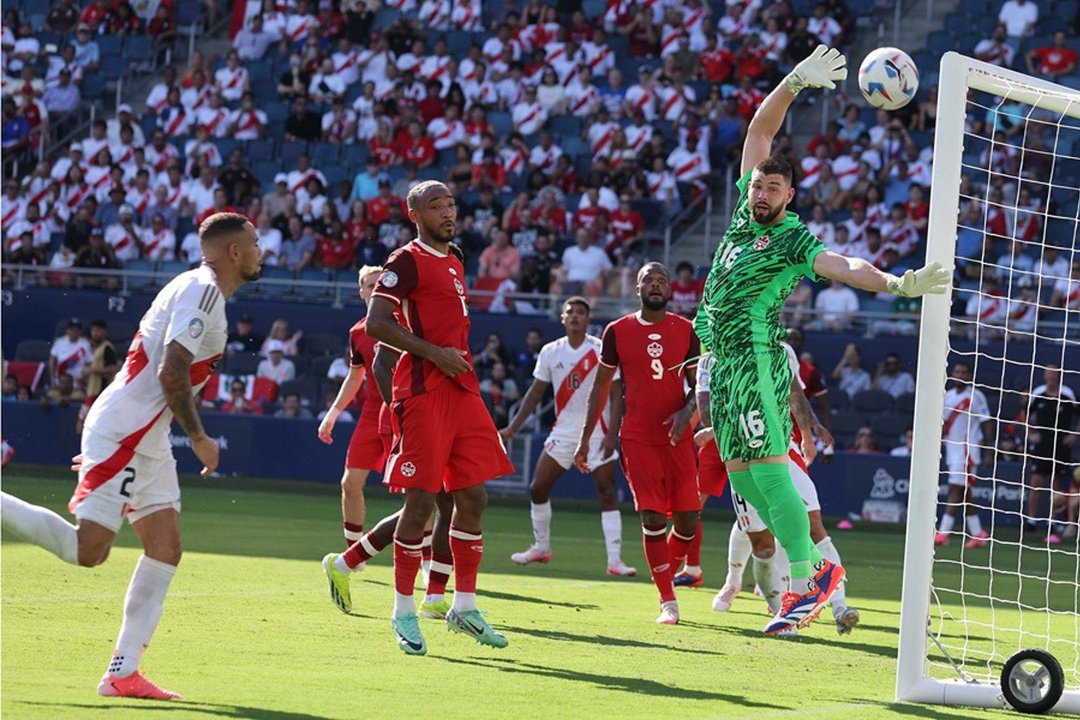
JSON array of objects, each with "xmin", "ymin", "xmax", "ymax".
[
  {"xmin": 366, "ymin": 296, "xmax": 470, "ymax": 377},
  {"xmin": 500, "ymin": 379, "xmax": 551, "ymax": 440},
  {"xmin": 371, "ymin": 344, "xmax": 401, "ymax": 406},
  {"xmin": 575, "ymin": 363, "xmax": 616, "ymax": 473},
  {"xmin": 694, "ymin": 387, "xmax": 713, "ymax": 448},
  {"xmin": 159, "ymin": 340, "xmax": 218, "ymax": 476}
]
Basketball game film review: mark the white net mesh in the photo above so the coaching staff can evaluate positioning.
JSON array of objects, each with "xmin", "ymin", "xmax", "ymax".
[{"xmin": 926, "ymin": 78, "xmax": 1080, "ymax": 689}]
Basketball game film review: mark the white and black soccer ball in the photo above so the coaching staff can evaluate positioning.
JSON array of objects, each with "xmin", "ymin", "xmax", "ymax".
[{"xmin": 858, "ymin": 47, "xmax": 919, "ymax": 111}]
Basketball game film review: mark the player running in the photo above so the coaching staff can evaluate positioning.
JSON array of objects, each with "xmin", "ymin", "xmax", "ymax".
[
  {"xmin": 361, "ymin": 180, "xmax": 514, "ymax": 655},
  {"xmin": 1, "ymin": 213, "xmax": 261, "ymax": 699},
  {"xmin": 693, "ymin": 45, "xmax": 950, "ymax": 634},
  {"xmin": 935, "ymin": 362, "xmax": 993, "ymax": 549},
  {"xmin": 500, "ymin": 296, "xmax": 636, "ymax": 577},
  {"xmin": 318, "ymin": 265, "xmax": 389, "ymax": 549},
  {"xmin": 575, "ymin": 262, "xmax": 700, "ymax": 625}
]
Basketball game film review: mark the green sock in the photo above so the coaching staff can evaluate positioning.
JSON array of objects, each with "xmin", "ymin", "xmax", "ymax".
[
  {"xmin": 728, "ymin": 469, "xmax": 772, "ymax": 529},
  {"xmin": 748, "ymin": 463, "xmax": 822, "ymax": 580}
]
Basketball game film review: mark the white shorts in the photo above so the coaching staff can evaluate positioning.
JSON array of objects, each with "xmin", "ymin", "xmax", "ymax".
[
  {"xmin": 733, "ymin": 446, "xmax": 821, "ymax": 534},
  {"xmin": 543, "ymin": 432, "xmax": 618, "ymax": 472},
  {"xmin": 943, "ymin": 444, "xmax": 977, "ymax": 487},
  {"xmin": 68, "ymin": 430, "xmax": 181, "ymax": 533}
]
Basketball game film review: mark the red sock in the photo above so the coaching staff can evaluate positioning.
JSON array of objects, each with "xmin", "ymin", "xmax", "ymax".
[
  {"xmin": 341, "ymin": 527, "xmax": 390, "ymax": 570},
  {"xmin": 448, "ymin": 526, "xmax": 482, "ymax": 594},
  {"xmin": 667, "ymin": 527, "xmax": 695, "ymax": 571},
  {"xmin": 421, "ymin": 529, "xmax": 433, "ymax": 564},
  {"xmin": 393, "ymin": 535, "xmax": 424, "ymax": 595},
  {"xmin": 344, "ymin": 521, "xmax": 364, "ymax": 549},
  {"xmin": 687, "ymin": 520, "xmax": 703, "ymax": 567},
  {"xmin": 642, "ymin": 524, "xmax": 675, "ymax": 603},
  {"xmin": 426, "ymin": 552, "xmax": 453, "ymax": 595}
]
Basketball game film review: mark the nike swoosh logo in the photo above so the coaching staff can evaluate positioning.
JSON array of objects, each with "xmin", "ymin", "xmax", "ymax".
[
  {"xmin": 396, "ymin": 631, "xmax": 423, "ymax": 651},
  {"xmin": 460, "ymin": 617, "xmax": 486, "ymax": 635}
]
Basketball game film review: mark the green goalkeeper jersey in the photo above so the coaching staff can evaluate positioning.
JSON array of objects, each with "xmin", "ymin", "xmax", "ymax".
[{"xmin": 694, "ymin": 170, "xmax": 827, "ymax": 355}]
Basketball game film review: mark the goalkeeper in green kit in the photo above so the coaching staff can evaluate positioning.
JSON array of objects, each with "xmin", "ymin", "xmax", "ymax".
[{"xmin": 694, "ymin": 45, "xmax": 951, "ymax": 635}]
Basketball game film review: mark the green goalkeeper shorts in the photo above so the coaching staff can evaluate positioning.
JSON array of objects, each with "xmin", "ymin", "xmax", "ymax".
[{"xmin": 710, "ymin": 349, "xmax": 793, "ymax": 462}]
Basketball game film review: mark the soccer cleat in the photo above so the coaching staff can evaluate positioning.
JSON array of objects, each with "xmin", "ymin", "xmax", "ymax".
[
  {"xmin": 392, "ymin": 613, "xmax": 427, "ymax": 655},
  {"xmin": 419, "ymin": 598, "xmax": 451, "ymax": 620},
  {"xmin": 322, "ymin": 553, "xmax": 353, "ymax": 614},
  {"xmin": 446, "ymin": 609, "xmax": 509, "ymax": 648},
  {"xmin": 964, "ymin": 530, "xmax": 990, "ymax": 549},
  {"xmin": 510, "ymin": 546, "xmax": 552, "ymax": 565},
  {"xmin": 1046, "ymin": 533, "xmax": 1062, "ymax": 545},
  {"xmin": 97, "ymin": 671, "xmax": 181, "ymax": 700},
  {"xmin": 835, "ymin": 607, "xmax": 861, "ymax": 635},
  {"xmin": 764, "ymin": 560, "xmax": 846, "ymax": 634},
  {"xmin": 606, "ymin": 561, "xmax": 637, "ymax": 577},
  {"xmin": 673, "ymin": 571, "xmax": 703, "ymax": 588},
  {"xmin": 774, "ymin": 627, "xmax": 799, "ymax": 638},
  {"xmin": 712, "ymin": 583, "xmax": 740, "ymax": 612},
  {"xmin": 656, "ymin": 600, "xmax": 680, "ymax": 625},
  {"xmin": 933, "ymin": 532, "xmax": 949, "ymax": 546}
]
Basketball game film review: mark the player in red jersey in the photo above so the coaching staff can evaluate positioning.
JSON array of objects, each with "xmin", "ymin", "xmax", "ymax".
[
  {"xmin": 1, "ymin": 213, "xmax": 262, "ymax": 700},
  {"xmin": 318, "ymin": 265, "xmax": 389, "ymax": 548},
  {"xmin": 361, "ymin": 180, "xmax": 514, "ymax": 655},
  {"xmin": 575, "ymin": 262, "xmax": 700, "ymax": 625}
]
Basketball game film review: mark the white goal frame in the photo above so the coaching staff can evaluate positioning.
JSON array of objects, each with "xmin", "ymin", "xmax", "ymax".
[{"xmin": 896, "ymin": 52, "xmax": 1080, "ymax": 714}]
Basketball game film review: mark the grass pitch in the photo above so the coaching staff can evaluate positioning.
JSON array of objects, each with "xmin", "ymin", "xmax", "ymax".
[{"xmin": 1, "ymin": 466, "xmax": 1067, "ymax": 719}]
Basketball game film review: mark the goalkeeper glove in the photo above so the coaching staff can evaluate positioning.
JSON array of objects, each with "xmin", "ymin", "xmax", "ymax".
[
  {"xmin": 783, "ymin": 44, "xmax": 848, "ymax": 95},
  {"xmin": 885, "ymin": 261, "xmax": 952, "ymax": 298}
]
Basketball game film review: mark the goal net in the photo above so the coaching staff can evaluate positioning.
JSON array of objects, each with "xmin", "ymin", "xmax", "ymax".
[{"xmin": 897, "ymin": 52, "xmax": 1080, "ymax": 714}]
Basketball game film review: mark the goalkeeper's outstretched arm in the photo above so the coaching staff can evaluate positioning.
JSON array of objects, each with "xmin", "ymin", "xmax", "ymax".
[
  {"xmin": 741, "ymin": 45, "xmax": 848, "ymax": 175},
  {"xmin": 813, "ymin": 251, "xmax": 952, "ymax": 298}
]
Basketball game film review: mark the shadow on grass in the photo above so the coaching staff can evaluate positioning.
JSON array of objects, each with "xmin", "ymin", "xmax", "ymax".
[
  {"xmin": 482, "ymin": 589, "xmax": 599, "ymax": 610},
  {"xmin": 433, "ymin": 656, "xmax": 785, "ymax": 706},
  {"xmin": 20, "ymin": 701, "xmax": 326, "ymax": 720},
  {"xmin": 498, "ymin": 624, "xmax": 727, "ymax": 656},
  {"xmin": 709, "ymin": 623, "xmax": 901, "ymax": 660},
  {"xmin": 854, "ymin": 700, "xmax": 1016, "ymax": 719}
]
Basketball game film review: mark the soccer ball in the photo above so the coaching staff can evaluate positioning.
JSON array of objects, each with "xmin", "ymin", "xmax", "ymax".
[{"xmin": 858, "ymin": 47, "xmax": 919, "ymax": 111}]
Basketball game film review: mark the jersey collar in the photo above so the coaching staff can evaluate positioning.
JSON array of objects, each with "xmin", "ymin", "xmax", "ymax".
[{"xmin": 414, "ymin": 238, "xmax": 447, "ymax": 257}]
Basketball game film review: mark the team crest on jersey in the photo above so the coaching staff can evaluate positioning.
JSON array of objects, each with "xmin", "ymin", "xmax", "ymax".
[
  {"xmin": 448, "ymin": 267, "xmax": 457, "ymax": 276},
  {"xmin": 380, "ymin": 270, "xmax": 399, "ymax": 288},
  {"xmin": 187, "ymin": 318, "xmax": 204, "ymax": 339},
  {"xmin": 453, "ymin": 278, "xmax": 465, "ymax": 295},
  {"xmin": 647, "ymin": 341, "xmax": 663, "ymax": 358},
  {"xmin": 753, "ymin": 235, "xmax": 770, "ymax": 251},
  {"xmin": 401, "ymin": 461, "xmax": 416, "ymax": 477}
]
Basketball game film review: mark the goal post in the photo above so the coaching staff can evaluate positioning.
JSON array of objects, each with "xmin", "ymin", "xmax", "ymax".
[{"xmin": 896, "ymin": 52, "xmax": 1080, "ymax": 714}]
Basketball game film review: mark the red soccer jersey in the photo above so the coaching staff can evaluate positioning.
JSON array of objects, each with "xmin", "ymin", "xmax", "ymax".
[
  {"xmin": 608, "ymin": 209, "xmax": 644, "ymax": 242},
  {"xmin": 349, "ymin": 316, "xmax": 384, "ymax": 422},
  {"xmin": 600, "ymin": 311, "xmax": 698, "ymax": 445},
  {"xmin": 366, "ymin": 195, "xmax": 405, "ymax": 225},
  {"xmin": 1033, "ymin": 46, "xmax": 1077, "ymax": 75},
  {"xmin": 669, "ymin": 278, "xmax": 704, "ymax": 316},
  {"xmin": 372, "ymin": 239, "xmax": 480, "ymax": 400},
  {"xmin": 799, "ymin": 359, "xmax": 826, "ymax": 398},
  {"xmin": 316, "ymin": 236, "xmax": 355, "ymax": 269}
]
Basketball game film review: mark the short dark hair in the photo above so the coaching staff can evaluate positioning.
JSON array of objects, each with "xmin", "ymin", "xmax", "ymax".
[
  {"xmin": 754, "ymin": 156, "xmax": 793, "ymax": 184},
  {"xmin": 563, "ymin": 296, "xmax": 591, "ymax": 315},
  {"xmin": 675, "ymin": 261, "xmax": 694, "ymax": 274},
  {"xmin": 199, "ymin": 212, "xmax": 250, "ymax": 245},
  {"xmin": 90, "ymin": 319, "xmax": 107, "ymax": 330}
]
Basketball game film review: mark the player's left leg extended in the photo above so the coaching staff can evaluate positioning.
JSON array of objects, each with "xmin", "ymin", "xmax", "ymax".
[
  {"xmin": 446, "ymin": 483, "xmax": 507, "ymax": 648},
  {"xmin": 341, "ymin": 467, "xmax": 369, "ymax": 549}
]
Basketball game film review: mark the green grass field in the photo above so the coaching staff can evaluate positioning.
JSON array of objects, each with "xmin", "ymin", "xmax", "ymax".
[{"xmin": 2, "ymin": 466, "xmax": 1073, "ymax": 720}]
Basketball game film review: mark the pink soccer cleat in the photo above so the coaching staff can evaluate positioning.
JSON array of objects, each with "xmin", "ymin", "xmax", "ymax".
[
  {"xmin": 510, "ymin": 546, "xmax": 552, "ymax": 565},
  {"xmin": 934, "ymin": 532, "xmax": 950, "ymax": 546},
  {"xmin": 98, "ymin": 671, "xmax": 181, "ymax": 700},
  {"xmin": 606, "ymin": 561, "xmax": 637, "ymax": 577},
  {"xmin": 965, "ymin": 530, "xmax": 990, "ymax": 549}
]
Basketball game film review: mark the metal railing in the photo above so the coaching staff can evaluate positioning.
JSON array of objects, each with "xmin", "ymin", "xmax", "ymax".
[{"xmin": 661, "ymin": 182, "xmax": 714, "ymax": 267}]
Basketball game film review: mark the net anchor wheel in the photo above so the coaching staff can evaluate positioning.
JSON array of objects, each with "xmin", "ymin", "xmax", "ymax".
[{"xmin": 1000, "ymin": 649, "xmax": 1065, "ymax": 714}]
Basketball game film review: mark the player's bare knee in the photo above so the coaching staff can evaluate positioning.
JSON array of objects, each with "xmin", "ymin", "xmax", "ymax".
[
  {"xmin": 452, "ymin": 484, "xmax": 487, "ymax": 526},
  {"xmin": 749, "ymin": 532, "xmax": 775, "ymax": 557},
  {"xmin": 640, "ymin": 509, "xmax": 665, "ymax": 527},
  {"xmin": 808, "ymin": 513, "xmax": 827, "ymax": 543},
  {"xmin": 77, "ymin": 544, "xmax": 110, "ymax": 567},
  {"xmin": 528, "ymin": 483, "xmax": 550, "ymax": 504},
  {"xmin": 672, "ymin": 510, "xmax": 699, "ymax": 536}
]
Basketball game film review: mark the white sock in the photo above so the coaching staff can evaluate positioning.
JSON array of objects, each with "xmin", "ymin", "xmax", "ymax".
[
  {"xmin": 108, "ymin": 556, "xmax": 177, "ymax": 678},
  {"xmin": 423, "ymin": 593, "xmax": 444, "ymax": 605},
  {"xmin": 773, "ymin": 545, "xmax": 791, "ymax": 588},
  {"xmin": 966, "ymin": 514, "xmax": 984, "ymax": 536},
  {"xmin": 600, "ymin": 509, "xmax": 622, "ymax": 565},
  {"xmin": 393, "ymin": 591, "xmax": 416, "ymax": 618},
  {"xmin": 816, "ymin": 536, "xmax": 847, "ymax": 617},
  {"xmin": 451, "ymin": 591, "xmax": 477, "ymax": 613},
  {"xmin": 1, "ymin": 492, "xmax": 79, "ymax": 565},
  {"xmin": 334, "ymin": 554, "xmax": 365, "ymax": 574},
  {"xmin": 724, "ymin": 523, "xmax": 753, "ymax": 588},
  {"xmin": 682, "ymin": 565, "xmax": 702, "ymax": 576},
  {"xmin": 752, "ymin": 552, "xmax": 783, "ymax": 614},
  {"xmin": 530, "ymin": 501, "xmax": 552, "ymax": 551},
  {"xmin": 938, "ymin": 513, "xmax": 956, "ymax": 534}
]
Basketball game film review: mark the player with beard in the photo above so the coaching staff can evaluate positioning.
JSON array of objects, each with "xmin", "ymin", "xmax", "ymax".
[
  {"xmin": 575, "ymin": 263, "xmax": 700, "ymax": 625},
  {"xmin": 694, "ymin": 45, "xmax": 950, "ymax": 634},
  {"xmin": 1, "ymin": 213, "xmax": 262, "ymax": 699}
]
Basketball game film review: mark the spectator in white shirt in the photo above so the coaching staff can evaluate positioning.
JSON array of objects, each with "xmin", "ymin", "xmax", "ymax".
[
  {"xmin": 998, "ymin": 0, "xmax": 1038, "ymax": 52},
  {"xmin": 234, "ymin": 15, "xmax": 277, "ymax": 61},
  {"xmin": 49, "ymin": 318, "xmax": 93, "ymax": 383},
  {"xmin": 807, "ymin": 4, "xmax": 843, "ymax": 47},
  {"xmin": 561, "ymin": 228, "xmax": 613, "ymax": 296},
  {"xmin": 890, "ymin": 427, "xmax": 914, "ymax": 457},
  {"xmin": 815, "ymin": 278, "xmax": 860, "ymax": 331},
  {"xmin": 873, "ymin": 352, "xmax": 916, "ymax": 398},
  {"xmin": 832, "ymin": 343, "xmax": 873, "ymax": 399},
  {"xmin": 975, "ymin": 24, "xmax": 1016, "ymax": 68},
  {"xmin": 806, "ymin": 203, "xmax": 836, "ymax": 248},
  {"xmin": 257, "ymin": 340, "xmax": 296, "ymax": 385}
]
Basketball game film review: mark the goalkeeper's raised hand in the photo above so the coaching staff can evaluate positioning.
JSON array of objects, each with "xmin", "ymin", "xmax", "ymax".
[
  {"xmin": 784, "ymin": 45, "xmax": 848, "ymax": 95},
  {"xmin": 885, "ymin": 261, "xmax": 952, "ymax": 298}
]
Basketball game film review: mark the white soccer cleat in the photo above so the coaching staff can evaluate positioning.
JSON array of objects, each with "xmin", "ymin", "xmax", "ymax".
[
  {"xmin": 835, "ymin": 607, "xmax": 861, "ymax": 635},
  {"xmin": 774, "ymin": 627, "xmax": 799, "ymax": 639},
  {"xmin": 606, "ymin": 561, "xmax": 637, "ymax": 577},
  {"xmin": 510, "ymin": 546, "xmax": 552, "ymax": 565},
  {"xmin": 712, "ymin": 583, "xmax": 740, "ymax": 612},
  {"xmin": 656, "ymin": 600, "xmax": 680, "ymax": 625}
]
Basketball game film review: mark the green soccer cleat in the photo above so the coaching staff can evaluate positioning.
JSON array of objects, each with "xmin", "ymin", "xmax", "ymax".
[
  {"xmin": 392, "ymin": 613, "xmax": 427, "ymax": 655},
  {"xmin": 419, "ymin": 598, "xmax": 452, "ymax": 620},
  {"xmin": 446, "ymin": 609, "xmax": 509, "ymax": 649},
  {"xmin": 321, "ymin": 553, "xmax": 352, "ymax": 614}
]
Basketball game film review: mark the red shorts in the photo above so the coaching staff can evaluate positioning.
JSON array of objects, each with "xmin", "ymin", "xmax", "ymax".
[
  {"xmin": 345, "ymin": 416, "xmax": 390, "ymax": 471},
  {"xmin": 384, "ymin": 384, "xmax": 514, "ymax": 494},
  {"xmin": 697, "ymin": 439, "xmax": 729, "ymax": 497},
  {"xmin": 620, "ymin": 436, "xmax": 699, "ymax": 514}
]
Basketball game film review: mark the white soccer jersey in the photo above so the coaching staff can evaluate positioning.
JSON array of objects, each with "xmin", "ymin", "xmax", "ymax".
[
  {"xmin": 85, "ymin": 266, "xmax": 228, "ymax": 459},
  {"xmin": 534, "ymin": 335, "xmax": 617, "ymax": 435},
  {"xmin": 942, "ymin": 386, "xmax": 990, "ymax": 448},
  {"xmin": 51, "ymin": 335, "xmax": 93, "ymax": 378}
]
